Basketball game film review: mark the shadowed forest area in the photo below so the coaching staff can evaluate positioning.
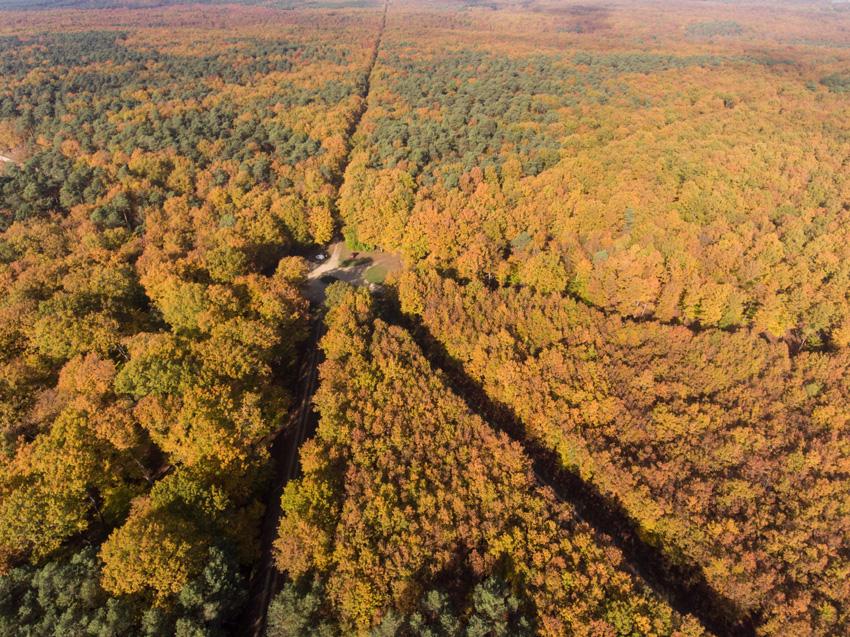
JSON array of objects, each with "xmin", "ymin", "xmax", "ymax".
[{"xmin": 0, "ymin": 0, "xmax": 849, "ymax": 636}]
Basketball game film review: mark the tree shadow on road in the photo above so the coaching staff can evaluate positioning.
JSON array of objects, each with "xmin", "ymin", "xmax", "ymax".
[{"xmin": 339, "ymin": 256, "xmax": 373, "ymax": 268}]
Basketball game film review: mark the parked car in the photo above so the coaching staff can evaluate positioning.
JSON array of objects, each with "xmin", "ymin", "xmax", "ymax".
[{"xmin": 314, "ymin": 252, "xmax": 329, "ymax": 261}]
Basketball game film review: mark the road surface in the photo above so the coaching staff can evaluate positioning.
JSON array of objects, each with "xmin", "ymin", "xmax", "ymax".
[
  {"xmin": 240, "ymin": 315, "xmax": 325, "ymax": 637},
  {"xmin": 241, "ymin": 3, "xmax": 389, "ymax": 633},
  {"xmin": 305, "ymin": 240, "xmax": 401, "ymax": 303}
]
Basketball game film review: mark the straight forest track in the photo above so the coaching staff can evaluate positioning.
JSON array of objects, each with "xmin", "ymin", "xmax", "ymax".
[
  {"xmin": 246, "ymin": 3, "xmax": 752, "ymax": 634},
  {"xmin": 337, "ymin": 0, "xmax": 387, "ymax": 170},
  {"xmin": 240, "ymin": 5, "xmax": 388, "ymax": 636},
  {"xmin": 240, "ymin": 315, "xmax": 326, "ymax": 637}
]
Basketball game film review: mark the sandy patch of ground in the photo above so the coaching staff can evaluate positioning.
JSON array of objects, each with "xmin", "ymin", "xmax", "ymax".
[{"xmin": 305, "ymin": 240, "xmax": 402, "ymax": 303}]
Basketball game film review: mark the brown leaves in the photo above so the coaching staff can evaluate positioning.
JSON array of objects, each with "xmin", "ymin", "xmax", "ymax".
[
  {"xmin": 275, "ymin": 288, "xmax": 696, "ymax": 635},
  {"xmin": 401, "ymin": 271, "xmax": 850, "ymax": 635}
]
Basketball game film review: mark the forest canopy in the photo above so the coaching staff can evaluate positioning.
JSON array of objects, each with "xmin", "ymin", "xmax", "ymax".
[{"xmin": 1, "ymin": 0, "xmax": 850, "ymax": 636}]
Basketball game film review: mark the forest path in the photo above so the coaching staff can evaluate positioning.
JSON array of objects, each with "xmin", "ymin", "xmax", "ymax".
[
  {"xmin": 240, "ymin": 315, "xmax": 326, "ymax": 637},
  {"xmin": 243, "ymin": 1, "xmax": 742, "ymax": 632},
  {"xmin": 240, "ymin": 4, "xmax": 389, "ymax": 636}
]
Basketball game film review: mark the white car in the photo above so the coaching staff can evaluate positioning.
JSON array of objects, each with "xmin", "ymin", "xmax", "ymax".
[{"xmin": 314, "ymin": 253, "xmax": 329, "ymax": 261}]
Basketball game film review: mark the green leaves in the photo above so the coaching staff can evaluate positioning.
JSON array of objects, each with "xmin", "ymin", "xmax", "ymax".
[
  {"xmin": 115, "ymin": 335, "xmax": 195, "ymax": 399},
  {"xmin": 267, "ymin": 577, "xmax": 340, "ymax": 637},
  {"xmin": 99, "ymin": 472, "xmax": 231, "ymax": 602},
  {"xmin": 0, "ymin": 542, "xmax": 247, "ymax": 637},
  {"xmin": 0, "ymin": 548, "xmax": 135, "ymax": 637}
]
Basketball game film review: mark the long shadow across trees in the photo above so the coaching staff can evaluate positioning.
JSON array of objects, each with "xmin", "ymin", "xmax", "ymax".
[{"xmin": 377, "ymin": 292, "xmax": 758, "ymax": 637}]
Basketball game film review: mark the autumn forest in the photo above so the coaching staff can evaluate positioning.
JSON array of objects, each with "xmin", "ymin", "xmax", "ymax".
[{"xmin": 0, "ymin": 0, "xmax": 849, "ymax": 635}]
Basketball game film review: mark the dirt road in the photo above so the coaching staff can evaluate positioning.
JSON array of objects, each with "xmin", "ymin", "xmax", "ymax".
[
  {"xmin": 240, "ymin": 2, "xmax": 391, "ymax": 632},
  {"xmin": 305, "ymin": 240, "xmax": 401, "ymax": 303},
  {"xmin": 240, "ymin": 315, "xmax": 325, "ymax": 637}
]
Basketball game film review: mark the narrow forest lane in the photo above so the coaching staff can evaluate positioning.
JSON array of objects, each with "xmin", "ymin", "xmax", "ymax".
[
  {"xmin": 240, "ymin": 5, "xmax": 388, "ymax": 636},
  {"xmin": 243, "ymin": 2, "xmax": 743, "ymax": 633},
  {"xmin": 242, "ymin": 0, "xmax": 737, "ymax": 626},
  {"xmin": 241, "ymin": 316, "xmax": 326, "ymax": 637}
]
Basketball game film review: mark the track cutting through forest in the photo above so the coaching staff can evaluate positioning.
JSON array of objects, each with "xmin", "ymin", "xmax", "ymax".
[
  {"xmin": 240, "ymin": 5, "xmax": 388, "ymax": 636},
  {"xmin": 244, "ymin": 3, "xmax": 750, "ymax": 634}
]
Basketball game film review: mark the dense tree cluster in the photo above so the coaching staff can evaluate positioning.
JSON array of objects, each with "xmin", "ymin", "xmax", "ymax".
[
  {"xmin": 0, "ymin": 23, "xmax": 379, "ymax": 245},
  {"xmin": 397, "ymin": 268, "xmax": 850, "ymax": 636},
  {"xmin": 340, "ymin": 1, "xmax": 850, "ymax": 343},
  {"xmin": 272, "ymin": 287, "xmax": 704, "ymax": 636},
  {"xmin": 0, "ymin": 543, "xmax": 245, "ymax": 637},
  {"xmin": 684, "ymin": 21, "xmax": 743, "ymax": 38},
  {"xmin": 331, "ymin": 7, "xmax": 850, "ymax": 628},
  {"xmin": 2, "ymin": 1, "xmax": 850, "ymax": 635},
  {"xmin": 267, "ymin": 573, "xmax": 535, "ymax": 637},
  {"xmin": 0, "ymin": 2, "xmax": 384, "ymax": 628}
]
